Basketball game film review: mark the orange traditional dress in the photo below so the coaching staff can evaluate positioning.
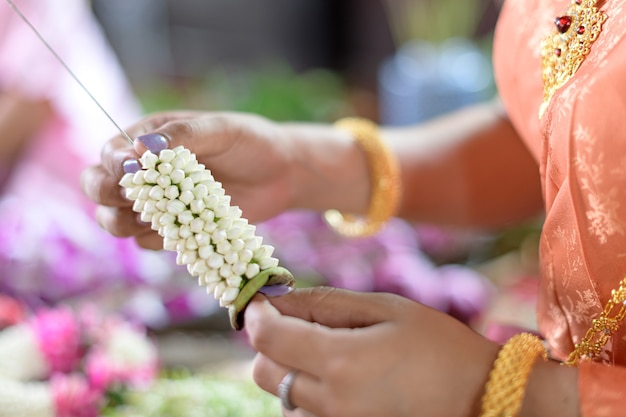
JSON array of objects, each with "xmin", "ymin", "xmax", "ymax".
[{"xmin": 494, "ymin": 0, "xmax": 626, "ymax": 414}]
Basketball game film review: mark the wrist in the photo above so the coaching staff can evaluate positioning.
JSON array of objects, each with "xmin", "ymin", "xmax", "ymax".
[
  {"xmin": 519, "ymin": 358, "xmax": 579, "ymax": 417},
  {"xmin": 323, "ymin": 118, "xmax": 402, "ymax": 237},
  {"xmin": 478, "ymin": 334, "xmax": 580, "ymax": 417},
  {"xmin": 479, "ymin": 333, "xmax": 548, "ymax": 417},
  {"xmin": 282, "ymin": 122, "xmax": 369, "ymax": 213}
]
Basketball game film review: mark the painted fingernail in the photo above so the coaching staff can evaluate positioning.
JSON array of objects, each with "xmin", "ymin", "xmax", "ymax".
[
  {"xmin": 258, "ymin": 285, "xmax": 293, "ymax": 297},
  {"xmin": 123, "ymin": 159, "xmax": 141, "ymax": 174},
  {"xmin": 137, "ymin": 133, "xmax": 168, "ymax": 153}
]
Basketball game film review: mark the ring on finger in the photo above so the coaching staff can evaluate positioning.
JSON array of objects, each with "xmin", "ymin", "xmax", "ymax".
[{"xmin": 278, "ymin": 370, "xmax": 299, "ymax": 411}]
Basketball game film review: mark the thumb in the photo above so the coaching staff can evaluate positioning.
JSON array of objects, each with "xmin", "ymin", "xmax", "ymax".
[{"xmin": 266, "ymin": 287, "xmax": 409, "ymax": 328}]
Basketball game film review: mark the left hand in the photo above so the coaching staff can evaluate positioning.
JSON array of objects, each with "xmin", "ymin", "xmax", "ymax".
[{"xmin": 245, "ymin": 287, "xmax": 500, "ymax": 417}]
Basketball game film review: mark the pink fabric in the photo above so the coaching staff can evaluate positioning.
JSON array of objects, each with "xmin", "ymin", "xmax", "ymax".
[
  {"xmin": 494, "ymin": 0, "xmax": 626, "ymax": 413},
  {"xmin": 578, "ymin": 361, "xmax": 626, "ymax": 417}
]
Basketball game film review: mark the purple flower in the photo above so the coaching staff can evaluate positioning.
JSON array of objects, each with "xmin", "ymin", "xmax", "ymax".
[{"xmin": 258, "ymin": 211, "xmax": 495, "ymax": 323}]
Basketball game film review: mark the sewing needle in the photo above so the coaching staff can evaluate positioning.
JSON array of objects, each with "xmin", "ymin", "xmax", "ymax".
[{"xmin": 4, "ymin": 0, "xmax": 135, "ymax": 145}]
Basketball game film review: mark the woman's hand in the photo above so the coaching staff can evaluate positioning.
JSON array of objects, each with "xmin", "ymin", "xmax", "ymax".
[
  {"xmin": 81, "ymin": 111, "xmax": 368, "ymax": 250},
  {"xmin": 81, "ymin": 112, "xmax": 304, "ymax": 249},
  {"xmin": 245, "ymin": 287, "xmax": 500, "ymax": 417}
]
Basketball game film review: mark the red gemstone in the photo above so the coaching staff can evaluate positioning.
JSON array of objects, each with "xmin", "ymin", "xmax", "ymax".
[
  {"xmin": 577, "ymin": 26, "xmax": 586, "ymax": 35},
  {"xmin": 555, "ymin": 16, "xmax": 572, "ymax": 33},
  {"xmin": 555, "ymin": 48, "xmax": 562, "ymax": 57},
  {"xmin": 575, "ymin": 0, "xmax": 582, "ymax": 4}
]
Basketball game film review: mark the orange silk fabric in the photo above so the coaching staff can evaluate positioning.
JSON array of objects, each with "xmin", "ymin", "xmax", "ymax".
[{"xmin": 494, "ymin": 0, "xmax": 626, "ymax": 413}]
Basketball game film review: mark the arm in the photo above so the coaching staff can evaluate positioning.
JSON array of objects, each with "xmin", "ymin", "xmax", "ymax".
[
  {"xmin": 385, "ymin": 99, "xmax": 543, "ymax": 229},
  {"xmin": 282, "ymin": 99, "xmax": 542, "ymax": 230},
  {"xmin": 82, "ymin": 100, "xmax": 542, "ymax": 248},
  {"xmin": 0, "ymin": 89, "xmax": 52, "ymax": 178}
]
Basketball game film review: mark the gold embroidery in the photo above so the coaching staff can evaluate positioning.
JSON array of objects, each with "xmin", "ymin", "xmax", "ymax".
[
  {"xmin": 566, "ymin": 277, "xmax": 626, "ymax": 365},
  {"xmin": 539, "ymin": 0, "xmax": 607, "ymax": 118}
]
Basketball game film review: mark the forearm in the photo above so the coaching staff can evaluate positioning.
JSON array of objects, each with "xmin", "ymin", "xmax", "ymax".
[
  {"xmin": 519, "ymin": 359, "xmax": 580, "ymax": 417},
  {"xmin": 385, "ymin": 99, "xmax": 544, "ymax": 229},
  {"xmin": 0, "ymin": 89, "xmax": 52, "ymax": 161},
  {"xmin": 283, "ymin": 100, "xmax": 543, "ymax": 230},
  {"xmin": 283, "ymin": 122, "xmax": 370, "ymax": 215}
]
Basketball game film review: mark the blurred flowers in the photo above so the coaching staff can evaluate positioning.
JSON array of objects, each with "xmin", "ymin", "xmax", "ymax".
[
  {"xmin": 103, "ymin": 374, "xmax": 279, "ymax": 417},
  {"xmin": 0, "ymin": 301, "xmax": 158, "ymax": 417},
  {"xmin": 258, "ymin": 211, "xmax": 495, "ymax": 324},
  {"xmin": 0, "ymin": 172, "xmax": 208, "ymax": 330}
]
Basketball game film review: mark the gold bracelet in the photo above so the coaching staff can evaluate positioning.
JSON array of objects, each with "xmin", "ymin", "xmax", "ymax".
[
  {"xmin": 479, "ymin": 333, "xmax": 547, "ymax": 417},
  {"xmin": 323, "ymin": 118, "xmax": 401, "ymax": 237}
]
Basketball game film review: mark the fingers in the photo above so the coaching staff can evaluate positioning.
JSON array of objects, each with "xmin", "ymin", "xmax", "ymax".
[
  {"xmin": 265, "ymin": 287, "xmax": 407, "ymax": 328},
  {"xmin": 102, "ymin": 135, "xmax": 141, "ymax": 179},
  {"xmin": 95, "ymin": 205, "xmax": 149, "ymax": 237},
  {"xmin": 286, "ymin": 408, "xmax": 319, "ymax": 417},
  {"xmin": 245, "ymin": 296, "xmax": 333, "ymax": 375},
  {"xmin": 134, "ymin": 229, "xmax": 165, "ymax": 250},
  {"xmin": 95, "ymin": 206, "xmax": 163, "ymax": 249},
  {"xmin": 252, "ymin": 354, "xmax": 322, "ymax": 416},
  {"xmin": 81, "ymin": 165, "xmax": 130, "ymax": 207}
]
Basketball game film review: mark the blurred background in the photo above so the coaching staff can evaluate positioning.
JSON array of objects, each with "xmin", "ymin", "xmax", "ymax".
[
  {"xmin": 0, "ymin": 1, "xmax": 544, "ymax": 415},
  {"xmin": 92, "ymin": 0, "xmax": 500, "ymax": 122}
]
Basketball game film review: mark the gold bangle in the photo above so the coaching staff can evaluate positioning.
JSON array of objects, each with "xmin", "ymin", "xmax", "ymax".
[
  {"xmin": 323, "ymin": 117, "xmax": 401, "ymax": 237},
  {"xmin": 479, "ymin": 333, "xmax": 547, "ymax": 417}
]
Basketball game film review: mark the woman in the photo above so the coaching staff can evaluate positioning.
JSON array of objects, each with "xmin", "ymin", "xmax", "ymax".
[{"xmin": 82, "ymin": 0, "xmax": 626, "ymax": 415}]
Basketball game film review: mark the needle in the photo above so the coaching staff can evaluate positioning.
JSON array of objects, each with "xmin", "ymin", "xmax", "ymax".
[{"xmin": 4, "ymin": 0, "xmax": 135, "ymax": 145}]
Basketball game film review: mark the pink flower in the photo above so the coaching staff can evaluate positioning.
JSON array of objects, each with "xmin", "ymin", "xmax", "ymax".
[
  {"xmin": 86, "ymin": 348, "xmax": 157, "ymax": 392},
  {"xmin": 51, "ymin": 373, "xmax": 102, "ymax": 417},
  {"xmin": 85, "ymin": 320, "xmax": 159, "ymax": 392},
  {"xmin": 84, "ymin": 349, "xmax": 115, "ymax": 392},
  {"xmin": 0, "ymin": 294, "xmax": 26, "ymax": 329},
  {"xmin": 30, "ymin": 307, "xmax": 84, "ymax": 374}
]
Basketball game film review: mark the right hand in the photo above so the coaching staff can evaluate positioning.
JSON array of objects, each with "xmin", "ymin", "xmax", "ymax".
[
  {"xmin": 245, "ymin": 288, "xmax": 501, "ymax": 417},
  {"xmin": 80, "ymin": 111, "xmax": 299, "ymax": 249}
]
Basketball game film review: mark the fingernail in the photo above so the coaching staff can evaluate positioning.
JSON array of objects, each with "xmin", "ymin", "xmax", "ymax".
[
  {"xmin": 258, "ymin": 285, "xmax": 293, "ymax": 297},
  {"xmin": 123, "ymin": 159, "xmax": 141, "ymax": 174},
  {"xmin": 137, "ymin": 133, "xmax": 168, "ymax": 154}
]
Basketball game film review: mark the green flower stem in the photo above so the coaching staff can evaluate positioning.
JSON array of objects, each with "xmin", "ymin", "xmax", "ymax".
[{"xmin": 228, "ymin": 266, "xmax": 294, "ymax": 330}]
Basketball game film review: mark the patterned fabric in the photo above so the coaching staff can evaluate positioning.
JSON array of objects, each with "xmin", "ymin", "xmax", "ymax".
[{"xmin": 494, "ymin": 0, "xmax": 626, "ymax": 413}]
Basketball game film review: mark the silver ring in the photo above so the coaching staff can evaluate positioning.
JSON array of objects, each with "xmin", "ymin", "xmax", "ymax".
[{"xmin": 278, "ymin": 370, "xmax": 298, "ymax": 411}]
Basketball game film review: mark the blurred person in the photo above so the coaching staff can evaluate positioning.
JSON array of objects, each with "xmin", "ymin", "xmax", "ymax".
[
  {"xmin": 83, "ymin": 0, "xmax": 626, "ymax": 415},
  {"xmin": 0, "ymin": 0, "xmax": 206, "ymax": 328}
]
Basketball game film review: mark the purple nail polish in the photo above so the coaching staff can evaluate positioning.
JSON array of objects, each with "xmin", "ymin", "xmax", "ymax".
[
  {"xmin": 258, "ymin": 285, "xmax": 293, "ymax": 297},
  {"xmin": 123, "ymin": 159, "xmax": 141, "ymax": 174},
  {"xmin": 137, "ymin": 133, "xmax": 168, "ymax": 153}
]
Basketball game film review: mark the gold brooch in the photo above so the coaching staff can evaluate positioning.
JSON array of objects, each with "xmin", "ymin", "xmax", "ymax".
[{"xmin": 539, "ymin": 0, "xmax": 607, "ymax": 117}]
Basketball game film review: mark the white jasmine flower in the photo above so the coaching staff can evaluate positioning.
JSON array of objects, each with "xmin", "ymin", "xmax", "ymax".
[
  {"xmin": 0, "ymin": 326, "xmax": 47, "ymax": 381},
  {"xmin": 0, "ymin": 379, "xmax": 54, "ymax": 417},
  {"xmin": 102, "ymin": 324, "xmax": 158, "ymax": 370},
  {"xmin": 119, "ymin": 146, "xmax": 284, "ymax": 307}
]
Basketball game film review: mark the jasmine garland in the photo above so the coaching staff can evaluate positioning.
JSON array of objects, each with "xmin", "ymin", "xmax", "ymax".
[{"xmin": 119, "ymin": 146, "xmax": 294, "ymax": 327}]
